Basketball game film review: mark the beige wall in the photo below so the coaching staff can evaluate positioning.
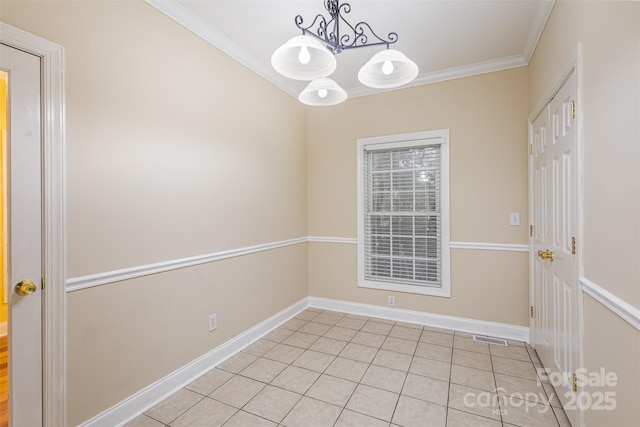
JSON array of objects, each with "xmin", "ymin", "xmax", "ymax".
[
  {"xmin": 529, "ymin": 1, "xmax": 640, "ymax": 426},
  {"xmin": 582, "ymin": 295, "xmax": 640, "ymax": 427},
  {"xmin": 3, "ymin": 0, "xmax": 308, "ymax": 277},
  {"xmin": 309, "ymin": 243, "xmax": 529, "ymax": 326},
  {"xmin": 1, "ymin": 1, "xmax": 308, "ymax": 424},
  {"xmin": 307, "ymin": 68, "xmax": 531, "ymax": 326},
  {"xmin": 529, "ymin": 0, "xmax": 640, "ymax": 305},
  {"xmin": 67, "ymin": 244, "xmax": 307, "ymax": 424},
  {"xmin": 3, "ymin": 0, "xmax": 638, "ymax": 425}
]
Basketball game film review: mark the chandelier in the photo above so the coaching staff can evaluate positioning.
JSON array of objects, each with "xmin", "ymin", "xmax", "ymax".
[{"xmin": 271, "ymin": 0, "xmax": 419, "ymax": 106}]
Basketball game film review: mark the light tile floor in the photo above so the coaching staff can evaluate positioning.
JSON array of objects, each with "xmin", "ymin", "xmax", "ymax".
[{"xmin": 127, "ymin": 309, "xmax": 572, "ymax": 427}]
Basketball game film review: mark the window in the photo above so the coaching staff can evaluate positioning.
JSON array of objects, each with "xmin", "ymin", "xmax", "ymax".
[{"xmin": 357, "ymin": 130, "xmax": 450, "ymax": 297}]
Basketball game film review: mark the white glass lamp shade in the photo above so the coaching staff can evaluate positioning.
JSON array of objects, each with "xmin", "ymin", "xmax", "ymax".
[
  {"xmin": 358, "ymin": 49, "xmax": 419, "ymax": 89},
  {"xmin": 271, "ymin": 35, "xmax": 337, "ymax": 81},
  {"xmin": 298, "ymin": 78, "xmax": 347, "ymax": 106}
]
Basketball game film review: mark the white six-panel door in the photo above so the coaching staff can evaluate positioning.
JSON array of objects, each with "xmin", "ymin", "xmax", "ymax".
[
  {"xmin": 531, "ymin": 71, "xmax": 579, "ymax": 427},
  {"xmin": 1, "ymin": 43, "xmax": 44, "ymax": 427}
]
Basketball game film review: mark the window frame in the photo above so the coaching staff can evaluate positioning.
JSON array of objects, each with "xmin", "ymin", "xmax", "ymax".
[{"xmin": 357, "ymin": 130, "xmax": 451, "ymax": 297}]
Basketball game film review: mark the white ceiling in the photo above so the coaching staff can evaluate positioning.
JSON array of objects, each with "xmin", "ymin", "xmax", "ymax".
[{"xmin": 146, "ymin": 0, "xmax": 554, "ymax": 99}]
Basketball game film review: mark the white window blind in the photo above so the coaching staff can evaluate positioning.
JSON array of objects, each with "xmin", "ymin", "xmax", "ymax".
[{"xmin": 357, "ymin": 130, "xmax": 450, "ymax": 297}]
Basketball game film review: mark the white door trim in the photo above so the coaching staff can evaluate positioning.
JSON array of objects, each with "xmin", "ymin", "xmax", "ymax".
[
  {"xmin": 528, "ymin": 43, "xmax": 584, "ymax": 427},
  {"xmin": 1, "ymin": 22, "xmax": 67, "ymax": 427}
]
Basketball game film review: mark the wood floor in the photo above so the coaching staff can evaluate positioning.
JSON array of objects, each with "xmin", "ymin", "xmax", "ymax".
[{"xmin": 0, "ymin": 334, "xmax": 7, "ymax": 427}]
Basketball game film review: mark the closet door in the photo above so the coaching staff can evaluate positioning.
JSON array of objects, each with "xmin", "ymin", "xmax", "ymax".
[{"xmin": 531, "ymin": 71, "xmax": 579, "ymax": 427}]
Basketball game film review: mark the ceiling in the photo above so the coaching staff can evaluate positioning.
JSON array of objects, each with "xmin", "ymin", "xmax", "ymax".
[{"xmin": 146, "ymin": 0, "xmax": 555, "ymax": 99}]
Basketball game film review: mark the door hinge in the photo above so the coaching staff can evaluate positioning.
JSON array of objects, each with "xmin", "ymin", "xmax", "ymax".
[
  {"xmin": 530, "ymin": 306, "xmax": 534, "ymax": 318},
  {"xmin": 573, "ymin": 372, "xmax": 578, "ymax": 392},
  {"xmin": 41, "ymin": 277, "xmax": 46, "ymax": 291},
  {"xmin": 571, "ymin": 100, "xmax": 576, "ymax": 119},
  {"xmin": 528, "ymin": 143, "xmax": 533, "ymax": 155},
  {"xmin": 571, "ymin": 237, "xmax": 576, "ymax": 255},
  {"xmin": 530, "ymin": 225, "xmax": 534, "ymax": 237}
]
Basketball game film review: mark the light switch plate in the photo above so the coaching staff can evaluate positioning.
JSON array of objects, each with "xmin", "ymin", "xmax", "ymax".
[
  {"xmin": 510, "ymin": 212, "xmax": 520, "ymax": 226},
  {"xmin": 208, "ymin": 314, "xmax": 218, "ymax": 332}
]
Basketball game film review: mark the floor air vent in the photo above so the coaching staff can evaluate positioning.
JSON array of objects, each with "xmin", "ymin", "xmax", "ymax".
[{"xmin": 473, "ymin": 335, "xmax": 508, "ymax": 346}]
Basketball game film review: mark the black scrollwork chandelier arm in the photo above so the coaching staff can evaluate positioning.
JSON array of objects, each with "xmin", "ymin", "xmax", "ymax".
[{"xmin": 295, "ymin": 0, "xmax": 398, "ymax": 53}]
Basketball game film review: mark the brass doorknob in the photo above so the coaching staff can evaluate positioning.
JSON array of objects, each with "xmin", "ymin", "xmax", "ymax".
[
  {"xmin": 14, "ymin": 279, "xmax": 37, "ymax": 296},
  {"xmin": 537, "ymin": 249, "xmax": 554, "ymax": 261}
]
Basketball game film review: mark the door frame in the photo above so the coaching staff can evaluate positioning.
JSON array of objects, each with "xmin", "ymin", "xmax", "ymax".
[
  {"xmin": 1, "ymin": 22, "xmax": 66, "ymax": 426},
  {"xmin": 528, "ymin": 44, "xmax": 584, "ymax": 426}
]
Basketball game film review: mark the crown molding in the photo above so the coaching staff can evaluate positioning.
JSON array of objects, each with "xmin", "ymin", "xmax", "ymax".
[
  {"xmin": 348, "ymin": 54, "xmax": 528, "ymax": 98},
  {"xmin": 144, "ymin": 0, "xmax": 300, "ymax": 97},
  {"xmin": 144, "ymin": 0, "xmax": 539, "ymax": 101},
  {"xmin": 522, "ymin": 0, "xmax": 555, "ymax": 62}
]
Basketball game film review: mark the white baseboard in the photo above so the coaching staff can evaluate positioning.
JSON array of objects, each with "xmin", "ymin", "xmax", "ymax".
[
  {"xmin": 80, "ymin": 298, "xmax": 309, "ymax": 427},
  {"xmin": 309, "ymin": 297, "xmax": 530, "ymax": 343},
  {"xmin": 81, "ymin": 296, "xmax": 529, "ymax": 426},
  {"xmin": 0, "ymin": 322, "xmax": 6, "ymax": 337}
]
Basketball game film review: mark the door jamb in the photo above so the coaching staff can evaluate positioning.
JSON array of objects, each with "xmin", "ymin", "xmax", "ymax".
[
  {"xmin": 528, "ymin": 43, "xmax": 584, "ymax": 427},
  {"xmin": 0, "ymin": 22, "xmax": 66, "ymax": 427}
]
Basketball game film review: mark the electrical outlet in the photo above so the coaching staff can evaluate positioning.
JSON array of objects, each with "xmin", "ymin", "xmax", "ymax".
[
  {"xmin": 208, "ymin": 313, "xmax": 218, "ymax": 332},
  {"xmin": 388, "ymin": 295, "xmax": 396, "ymax": 307},
  {"xmin": 509, "ymin": 212, "xmax": 520, "ymax": 226}
]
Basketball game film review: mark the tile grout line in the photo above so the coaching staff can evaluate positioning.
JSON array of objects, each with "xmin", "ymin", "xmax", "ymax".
[
  {"xmin": 273, "ymin": 310, "xmax": 326, "ymax": 426},
  {"xmin": 336, "ymin": 313, "xmax": 395, "ymax": 425},
  {"xmin": 138, "ymin": 309, "xmax": 566, "ymax": 427},
  {"xmin": 298, "ymin": 310, "xmax": 350, "ymax": 427},
  {"xmin": 288, "ymin": 310, "xmax": 363, "ymax": 427},
  {"xmin": 386, "ymin": 322, "xmax": 422, "ymax": 426},
  {"xmin": 241, "ymin": 311, "xmax": 317, "ymax": 425},
  {"xmin": 329, "ymin": 314, "xmax": 369, "ymax": 426},
  {"xmin": 450, "ymin": 331, "xmax": 496, "ymax": 426},
  {"xmin": 442, "ymin": 331, "xmax": 456, "ymax": 427},
  {"xmin": 165, "ymin": 390, "xmax": 208, "ymax": 426},
  {"xmin": 215, "ymin": 314, "xmax": 312, "ymax": 425},
  {"xmin": 525, "ymin": 342, "xmax": 563, "ymax": 427},
  {"xmin": 487, "ymin": 337, "xmax": 505, "ymax": 426},
  {"xmin": 316, "ymin": 316, "xmax": 542, "ymax": 426}
]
